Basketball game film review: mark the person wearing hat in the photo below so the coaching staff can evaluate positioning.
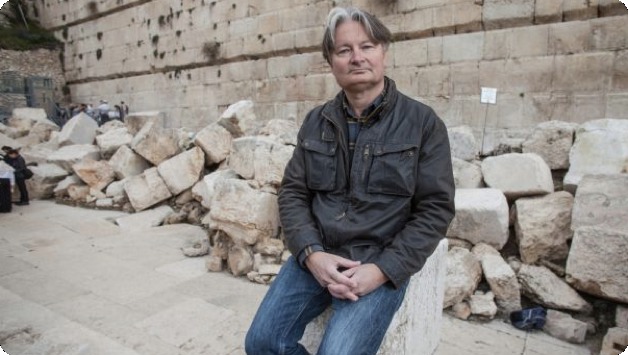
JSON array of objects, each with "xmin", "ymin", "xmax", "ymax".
[{"xmin": 4, "ymin": 149, "xmax": 29, "ymax": 205}]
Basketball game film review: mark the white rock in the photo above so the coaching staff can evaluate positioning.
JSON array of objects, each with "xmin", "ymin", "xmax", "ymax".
[
  {"xmin": 452, "ymin": 158, "xmax": 484, "ymax": 188},
  {"xmin": 472, "ymin": 243, "xmax": 521, "ymax": 313},
  {"xmin": 543, "ymin": 309, "xmax": 588, "ymax": 344},
  {"xmin": 47, "ymin": 144, "xmax": 101, "ymax": 172},
  {"xmin": 115, "ymin": 205, "xmax": 174, "ymax": 231},
  {"xmin": 469, "ymin": 291, "xmax": 498, "ymax": 318},
  {"xmin": 218, "ymin": 100, "xmax": 258, "ymax": 137},
  {"xmin": 20, "ymin": 141, "xmax": 58, "ymax": 164},
  {"xmin": 194, "ymin": 123, "xmax": 232, "ymax": 165},
  {"xmin": 7, "ymin": 108, "xmax": 49, "ymax": 135},
  {"xmin": 67, "ymin": 185, "xmax": 90, "ymax": 201},
  {"xmin": 191, "ymin": 169, "xmax": 239, "ymax": 209},
  {"xmin": 447, "ymin": 188, "xmax": 509, "ymax": 249},
  {"xmin": 95, "ymin": 127, "xmax": 133, "ymax": 159},
  {"xmin": 105, "ymin": 180, "xmax": 126, "ymax": 198},
  {"xmin": 444, "ymin": 247, "xmax": 482, "ymax": 308},
  {"xmin": 157, "ymin": 147, "xmax": 205, "ymax": 195},
  {"xmin": 253, "ymin": 138, "xmax": 294, "ymax": 187},
  {"xmin": 515, "ymin": 191, "xmax": 574, "ymax": 263},
  {"xmin": 124, "ymin": 111, "xmax": 166, "ymax": 135},
  {"xmin": 72, "ymin": 158, "xmax": 116, "ymax": 191},
  {"xmin": 253, "ymin": 238, "xmax": 285, "ymax": 257},
  {"xmin": 57, "ymin": 112, "xmax": 99, "ymax": 146},
  {"xmin": 518, "ymin": 264, "xmax": 591, "ymax": 312},
  {"xmin": 209, "ymin": 179, "xmax": 279, "ymax": 246},
  {"xmin": 96, "ymin": 198, "xmax": 114, "ymax": 208},
  {"xmin": 108, "ymin": 145, "xmax": 151, "ymax": 180},
  {"xmin": 448, "ymin": 126, "xmax": 477, "ymax": 161},
  {"xmin": 257, "ymin": 264, "xmax": 282, "ymax": 276},
  {"xmin": 27, "ymin": 163, "xmax": 70, "ymax": 199},
  {"xmin": 571, "ymin": 174, "xmax": 628, "ymax": 233},
  {"xmin": 131, "ymin": 121, "xmax": 181, "ymax": 165},
  {"xmin": 481, "ymin": 153, "xmax": 554, "ymax": 199},
  {"xmin": 259, "ymin": 119, "xmax": 298, "ymax": 146},
  {"xmin": 564, "ymin": 119, "xmax": 628, "ymax": 191},
  {"xmin": 124, "ymin": 167, "xmax": 173, "ymax": 211},
  {"xmin": 227, "ymin": 245, "xmax": 254, "ymax": 276},
  {"xmin": 566, "ymin": 227, "xmax": 628, "ymax": 304},
  {"xmin": 522, "ymin": 120, "xmax": 577, "ymax": 170},
  {"xmin": 616, "ymin": 306, "xmax": 628, "ymax": 329},
  {"xmin": 28, "ymin": 120, "xmax": 60, "ymax": 144},
  {"xmin": 53, "ymin": 175, "xmax": 83, "ymax": 197},
  {"xmin": 0, "ymin": 132, "xmax": 22, "ymax": 150},
  {"xmin": 601, "ymin": 328, "xmax": 628, "ymax": 355}
]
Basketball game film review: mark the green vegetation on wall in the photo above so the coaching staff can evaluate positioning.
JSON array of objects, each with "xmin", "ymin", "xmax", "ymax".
[{"xmin": 0, "ymin": 0, "xmax": 61, "ymax": 50}]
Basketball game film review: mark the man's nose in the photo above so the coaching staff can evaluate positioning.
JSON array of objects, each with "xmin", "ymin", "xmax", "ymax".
[{"xmin": 350, "ymin": 48, "xmax": 365, "ymax": 62}]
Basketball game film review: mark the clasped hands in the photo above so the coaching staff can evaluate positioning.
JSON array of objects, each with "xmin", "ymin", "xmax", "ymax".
[{"xmin": 304, "ymin": 251, "xmax": 388, "ymax": 301}]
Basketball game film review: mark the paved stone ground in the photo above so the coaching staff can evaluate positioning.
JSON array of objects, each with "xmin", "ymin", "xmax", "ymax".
[{"xmin": 0, "ymin": 201, "xmax": 593, "ymax": 355}]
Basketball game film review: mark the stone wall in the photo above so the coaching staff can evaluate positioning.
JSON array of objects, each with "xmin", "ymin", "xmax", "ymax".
[
  {"xmin": 29, "ymin": 0, "xmax": 628, "ymax": 133},
  {"xmin": 0, "ymin": 49, "xmax": 66, "ymax": 103}
]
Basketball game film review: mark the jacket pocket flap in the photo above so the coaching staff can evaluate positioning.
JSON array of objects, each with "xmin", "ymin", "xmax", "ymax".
[
  {"xmin": 302, "ymin": 139, "xmax": 337, "ymax": 156},
  {"xmin": 372, "ymin": 143, "xmax": 418, "ymax": 156}
]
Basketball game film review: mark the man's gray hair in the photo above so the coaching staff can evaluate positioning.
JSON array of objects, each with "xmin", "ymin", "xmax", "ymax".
[{"xmin": 322, "ymin": 7, "xmax": 392, "ymax": 64}]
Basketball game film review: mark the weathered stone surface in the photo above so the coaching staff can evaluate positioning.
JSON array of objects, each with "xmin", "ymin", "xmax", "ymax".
[
  {"xmin": 564, "ymin": 119, "xmax": 628, "ymax": 191},
  {"xmin": 253, "ymin": 238, "xmax": 285, "ymax": 257},
  {"xmin": 472, "ymin": 243, "xmax": 521, "ymax": 313},
  {"xmin": 115, "ymin": 205, "xmax": 174, "ymax": 231},
  {"xmin": 522, "ymin": 120, "xmax": 577, "ymax": 170},
  {"xmin": 482, "ymin": 153, "xmax": 554, "ymax": 199},
  {"xmin": 444, "ymin": 247, "xmax": 482, "ymax": 308},
  {"xmin": 518, "ymin": 264, "xmax": 591, "ymax": 312},
  {"xmin": 105, "ymin": 180, "xmax": 126, "ymax": 198},
  {"xmin": 515, "ymin": 191, "xmax": 574, "ymax": 263},
  {"xmin": 72, "ymin": 158, "xmax": 116, "ymax": 191},
  {"xmin": 566, "ymin": 227, "xmax": 628, "ymax": 304},
  {"xmin": 7, "ymin": 108, "xmax": 49, "ymax": 135},
  {"xmin": 28, "ymin": 120, "xmax": 60, "ymax": 144},
  {"xmin": 600, "ymin": 328, "xmax": 628, "ymax": 355},
  {"xmin": 206, "ymin": 255, "xmax": 224, "ymax": 272},
  {"xmin": 0, "ymin": 132, "xmax": 22, "ymax": 150},
  {"xmin": 483, "ymin": 0, "xmax": 534, "ymax": 30},
  {"xmin": 448, "ymin": 125, "xmax": 477, "ymax": 161},
  {"xmin": 53, "ymin": 175, "xmax": 83, "ymax": 197},
  {"xmin": 20, "ymin": 141, "xmax": 58, "ymax": 165},
  {"xmin": 544, "ymin": 309, "xmax": 588, "ymax": 344},
  {"xmin": 124, "ymin": 111, "xmax": 166, "ymax": 135},
  {"xmin": 157, "ymin": 147, "xmax": 205, "ymax": 195},
  {"xmin": 131, "ymin": 121, "xmax": 181, "ymax": 166},
  {"xmin": 227, "ymin": 245, "xmax": 254, "ymax": 277},
  {"xmin": 57, "ymin": 112, "xmax": 99, "ymax": 146},
  {"xmin": 571, "ymin": 174, "xmax": 628, "ymax": 233},
  {"xmin": 617, "ymin": 306, "xmax": 628, "ymax": 329},
  {"xmin": 67, "ymin": 184, "xmax": 90, "ymax": 201},
  {"xmin": 194, "ymin": 123, "xmax": 232, "ymax": 165},
  {"xmin": 447, "ymin": 188, "xmax": 509, "ymax": 249},
  {"xmin": 228, "ymin": 137, "xmax": 257, "ymax": 179},
  {"xmin": 26, "ymin": 163, "xmax": 70, "ymax": 199},
  {"xmin": 257, "ymin": 263, "xmax": 282, "ymax": 276},
  {"xmin": 95, "ymin": 127, "xmax": 133, "ymax": 159},
  {"xmin": 453, "ymin": 158, "xmax": 484, "ymax": 188},
  {"xmin": 469, "ymin": 291, "xmax": 498, "ymax": 319},
  {"xmin": 303, "ymin": 239, "xmax": 448, "ymax": 355},
  {"xmin": 47, "ymin": 144, "xmax": 101, "ymax": 172},
  {"xmin": 218, "ymin": 100, "xmax": 258, "ymax": 137},
  {"xmin": 191, "ymin": 169, "xmax": 239, "ymax": 209},
  {"xmin": 452, "ymin": 301, "xmax": 472, "ymax": 320},
  {"xmin": 97, "ymin": 119, "xmax": 126, "ymax": 134},
  {"xmin": 229, "ymin": 136, "xmax": 294, "ymax": 186},
  {"xmin": 124, "ymin": 167, "xmax": 173, "ymax": 211},
  {"xmin": 209, "ymin": 179, "xmax": 279, "ymax": 245},
  {"xmin": 95, "ymin": 198, "xmax": 114, "ymax": 208},
  {"xmin": 259, "ymin": 119, "xmax": 298, "ymax": 146},
  {"xmin": 108, "ymin": 145, "xmax": 151, "ymax": 180}
]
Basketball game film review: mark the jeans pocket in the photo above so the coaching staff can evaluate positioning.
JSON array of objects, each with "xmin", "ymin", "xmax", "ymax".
[
  {"xmin": 366, "ymin": 143, "xmax": 418, "ymax": 196},
  {"xmin": 302, "ymin": 139, "xmax": 338, "ymax": 191}
]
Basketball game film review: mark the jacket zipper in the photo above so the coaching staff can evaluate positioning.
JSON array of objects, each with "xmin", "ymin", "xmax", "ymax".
[{"xmin": 361, "ymin": 144, "xmax": 370, "ymax": 183}]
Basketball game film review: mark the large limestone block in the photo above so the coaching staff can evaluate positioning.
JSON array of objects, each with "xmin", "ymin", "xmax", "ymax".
[
  {"xmin": 444, "ymin": 246, "xmax": 482, "ymax": 308},
  {"xmin": 571, "ymin": 174, "xmax": 628, "ymax": 233},
  {"xmin": 483, "ymin": 0, "xmax": 534, "ymax": 29},
  {"xmin": 229, "ymin": 137, "xmax": 257, "ymax": 179},
  {"xmin": 124, "ymin": 111, "xmax": 166, "ymax": 135},
  {"xmin": 115, "ymin": 205, "xmax": 174, "ymax": 231},
  {"xmin": 47, "ymin": 144, "xmax": 101, "ymax": 172},
  {"xmin": 469, "ymin": 291, "xmax": 498, "ymax": 319},
  {"xmin": 72, "ymin": 158, "xmax": 116, "ymax": 191},
  {"xmin": 124, "ymin": 167, "xmax": 173, "ymax": 212},
  {"xmin": 482, "ymin": 153, "xmax": 554, "ymax": 199},
  {"xmin": 302, "ymin": 239, "xmax": 448, "ymax": 355},
  {"xmin": 218, "ymin": 100, "xmax": 258, "ymax": 137},
  {"xmin": 53, "ymin": 175, "xmax": 83, "ymax": 197},
  {"xmin": 95, "ymin": 127, "xmax": 133, "ymax": 159},
  {"xmin": 7, "ymin": 108, "xmax": 49, "ymax": 135},
  {"xmin": 564, "ymin": 119, "xmax": 628, "ymax": 191},
  {"xmin": 191, "ymin": 169, "xmax": 239, "ymax": 209},
  {"xmin": 194, "ymin": 123, "xmax": 232, "ymax": 165},
  {"xmin": 157, "ymin": 147, "xmax": 205, "ymax": 195},
  {"xmin": 0, "ymin": 132, "xmax": 22, "ymax": 150},
  {"xmin": 515, "ymin": 191, "xmax": 574, "ymax": 264},
  {"xmin": 601, "ymin": 328, "xmax": 628, "ymax": 355},
  {"xmin": 20, "ymin": 141, "xmax": 59, "ymax": 165},
  {"xmin": 453, "ymin": 158, "xmax": 484, "ymax": 188},
  {"xmin": 522, "ymin": 120, "xmax": 577, "ymax": 170},
  {"xmin": 566, "ymin": 227, "xmax": 628, "ymax": 304},
  {"xmin": 230, "ymin": 136, "xmax": 295, "ymax": 187},
  {"xmin": 131, "ymin": 121, "xmax": 181, "ymax": 165},
  {"xmin": 518, "ymin": 264, "xmax": 591, "ymax": 312},
  {"xmin": 28, "ymin": 120, "xmax": 60, "ymax": 144},
  {"xmin": 209, "ymin": 179, "xmax": 279, "ymax": 246},
  {"xmin": 472, "ymin": 244, "xmax": 521, "ymax": 313},
  {"xmin": 228, "ymin": 245, "xmax": 255, "ymax": 277},
  {"xmin": 447, "ymin": 188, "xmax": 509, "ymax": 249},
  {"xmin": 448, "ymin": 125, "xmax": 477, "ymax": 161},
  {"xmin": 108, "ymin": 145, "xmax": 151, "ymax": 179},
  {"xmin": 543, "ymin": 309, "xmax": 588, "ymax": 344},
  {"xmin": 57, "ymin": 112, "xmax": 99, "ymax": 146},
  {"xmin": 26, "ymin": 163, "xmax": 69, "ymax": 199},
  {"xmin": 259, "ymin": 119, "xmax": 298, "ymax": 146}
]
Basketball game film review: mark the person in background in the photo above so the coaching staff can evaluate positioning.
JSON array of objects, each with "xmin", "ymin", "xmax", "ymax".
[
  {"xmin": 97, "ymin": 99, "xmax": 110, "ymax": 125},
  {"xmin": 4, "ymin": 149, "xmax": 29, "ymax": 206}
]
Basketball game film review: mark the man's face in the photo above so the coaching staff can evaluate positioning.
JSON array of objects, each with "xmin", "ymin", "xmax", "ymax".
[{"xmin": 330, "ymin": 21, "xmax": 387, "ymax": 93}]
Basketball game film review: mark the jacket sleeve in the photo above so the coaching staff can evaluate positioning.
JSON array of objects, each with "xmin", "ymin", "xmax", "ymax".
[
  {"xmin": 278, "ymin": 110, "xmax": 324, "ymax": 262},
  {"xmin": 373, "ymin": 109, "xmax": 456, "ymax": 288}
]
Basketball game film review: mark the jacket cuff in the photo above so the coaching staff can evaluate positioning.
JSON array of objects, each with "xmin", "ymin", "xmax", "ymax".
[
  {"xmin": 296, "ymin": 244, "xmax": 325, "ymax": 268},
  {"xmin": 372, "ymin": 251, "xmax": 408, "ymax": 289}
]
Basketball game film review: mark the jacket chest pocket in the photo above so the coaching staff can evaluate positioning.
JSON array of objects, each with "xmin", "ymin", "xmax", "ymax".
[
  {"xmin": 302, "ymin": 139, "xmax": 338, "ymax": 191},
  {"xmin": 366, "ymin": 143, "xmax": 418, "ymax": 197}
]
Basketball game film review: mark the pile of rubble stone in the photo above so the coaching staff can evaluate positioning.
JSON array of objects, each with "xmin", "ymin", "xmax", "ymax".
[{"xmin": 1, "ymin": 105, "xmax": 626, "ymax": 351}]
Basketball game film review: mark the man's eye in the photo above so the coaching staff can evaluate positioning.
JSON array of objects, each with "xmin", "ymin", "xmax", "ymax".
[{"xmin": 337, "ymin": 48, "xmax": 350, "ymax": 55}]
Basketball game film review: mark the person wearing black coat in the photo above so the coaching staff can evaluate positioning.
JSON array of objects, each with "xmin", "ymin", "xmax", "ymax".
[{"xmin": 5, "ymin": 149, "xmax": 29, "ymax": 205}]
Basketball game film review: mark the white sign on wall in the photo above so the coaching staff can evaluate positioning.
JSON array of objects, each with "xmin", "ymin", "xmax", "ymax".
[{"xmin": 480, "ymin": 87, "xmax": 497, "ymax": 104}]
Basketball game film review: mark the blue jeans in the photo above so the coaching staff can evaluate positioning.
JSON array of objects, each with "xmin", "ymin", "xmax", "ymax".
[{"xmin": 245, "ymin": 257, "xmax": 408, "ymax": 355}]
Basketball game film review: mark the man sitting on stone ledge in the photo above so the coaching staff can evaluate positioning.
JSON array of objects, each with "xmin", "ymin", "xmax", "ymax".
[{"xmin": 245, "ymin": 6, "xmax": 455, "ymax": 355}]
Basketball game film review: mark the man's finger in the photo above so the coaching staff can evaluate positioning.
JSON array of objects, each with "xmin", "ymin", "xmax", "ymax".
[{"xmin": 328, "ymin": 284, "xmax": 359, "ymax": 301}]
